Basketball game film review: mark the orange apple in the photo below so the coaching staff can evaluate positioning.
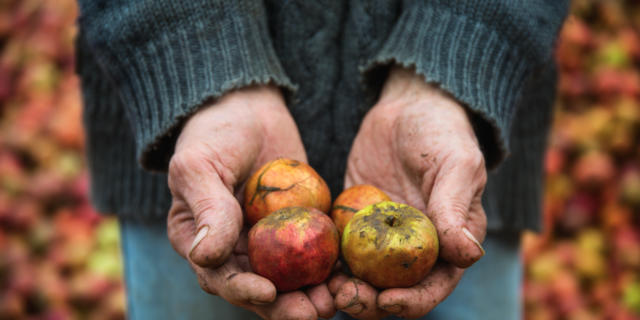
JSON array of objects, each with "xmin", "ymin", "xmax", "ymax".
[
  {"xmin": 331, "ymin": 185, "xmax": 390, "ymax": 235},
  {"xmin": 244, "ymin": 158, "xmax": 331, "ymax": 225}
]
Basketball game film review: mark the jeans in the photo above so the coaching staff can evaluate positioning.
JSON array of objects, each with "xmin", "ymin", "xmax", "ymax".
[{"xmin": 119, "ymin": 219, "xmax": 521, "ymax": 320}]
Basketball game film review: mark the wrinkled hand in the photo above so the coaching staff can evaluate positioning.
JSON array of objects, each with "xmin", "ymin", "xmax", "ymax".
[
  {"xmin": 167, "ymin": 85, "xmax": 335, "ymax": 320},
  {"xmin": 330, "ymin": 67, "xmax": 488, "ymax": 319}
]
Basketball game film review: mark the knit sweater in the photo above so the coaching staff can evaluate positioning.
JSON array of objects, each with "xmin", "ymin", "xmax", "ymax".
[{"xmin": 76, "ymin": 0, "xmax": 568, "ymax": 232}]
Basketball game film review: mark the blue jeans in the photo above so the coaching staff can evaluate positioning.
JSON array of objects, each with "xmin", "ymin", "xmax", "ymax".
[{"xmin": 120, "ymin": 219, "xmax": 521, "ymax": 320}]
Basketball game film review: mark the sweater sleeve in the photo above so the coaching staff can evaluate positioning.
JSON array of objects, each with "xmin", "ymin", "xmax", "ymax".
[
  {"xmin": 362, "ymin": 0, "xmax": 569, "ymax": 169},
  {"xmin": 76, "ymin": 0, "xmax": 295, "ymax": 171}
]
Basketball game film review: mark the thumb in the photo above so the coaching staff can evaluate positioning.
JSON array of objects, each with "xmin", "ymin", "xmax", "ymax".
[
  {"xmin": 167, "ymin": 152, "xmax": 244, "ymax": 268},
  {"xmin": 423, "ymin": 160, "xmax": 487, "ymax": 268}
]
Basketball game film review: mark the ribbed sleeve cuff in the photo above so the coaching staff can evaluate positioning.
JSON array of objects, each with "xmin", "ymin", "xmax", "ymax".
[
  {"xmin": 92, "ymin": 13, "xmax": 295, "ymax": 171},
  {"xmin": 79, "ymin": 71, "xmax": 172, "ymax": 221},
  {"xmin": 362, "ymin": 5, "xmax": 534, "ymax": 169},
  {"xmin": 482, "ymin": 63, "xmax": 557, "ymax": 232}
]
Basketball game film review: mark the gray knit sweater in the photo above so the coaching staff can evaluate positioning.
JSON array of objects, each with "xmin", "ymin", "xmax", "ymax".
[{"xmin": 76, "ymin": 1, "xmax": 568, "ymax": 231}]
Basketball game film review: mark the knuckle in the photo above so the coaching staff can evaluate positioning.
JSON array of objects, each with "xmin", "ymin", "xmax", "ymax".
[
  {"xmin": 195, "ymin": 271, "xmax": 216, "ymax": 295},
  {"xmin": 206, "ymin": 152, "xmax": 238, "ymax": 190},
  {"xmin": 455, "ymin": 150, "xmax": 484, "ymax": 170},
  {"xmin": 431, "ymin": 197, "xmax": 468, "ymax": 222},
  {"xmin": 449, "ymin": 199, "xmax": 469, "ymax": 218},
  {"xmin": 169, "ymin": 147, "xmax": 237, "ymax": 191},
  {"xmin": 167, "ymin": 150, "xmax": 202, "ymax": 191},
  {"xmin": 476, "ymin": 168, "xmax": 488, "ymax": 188},
  {"xmin": 191, "ymin": 198, "xmax": 217, "ymax": 217},
  {"xmin": 169, "ymin": 149, "xmax": 199, "ymax": 174}
]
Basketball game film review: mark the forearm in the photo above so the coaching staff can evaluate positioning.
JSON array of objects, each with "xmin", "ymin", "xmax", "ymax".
[
  {"xmin": 76, "ymin": 0, "xmax": 294, "ymax": 171},
  {"xmin": 362, "ymin": 0, "xmax": 570, "ymax": 168}
]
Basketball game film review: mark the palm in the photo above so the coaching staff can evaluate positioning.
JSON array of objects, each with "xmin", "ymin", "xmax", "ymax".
[
  {"xmin": 333, "ymin": 67, "xmax": 488, "ymax": 319},
  {"xmin": 167, "ymin": 86, "xmax": 335, "ymax": 319}
]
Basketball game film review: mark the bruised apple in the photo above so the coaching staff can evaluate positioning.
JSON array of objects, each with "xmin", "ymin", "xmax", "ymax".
[
  {"xmin": 248, "ymin": 207, "xmax": 339, "ymax": 292},
  {"xmin": 342, "ymin": 201, "xmax": 439, "ymax": 288},
  {"xmin": 244, "ymin": 158, "xmax": 331, "ymax": 225},
  {"xmin": 331, "ymin": 185, "xmax": 390, "ymax": 235}
]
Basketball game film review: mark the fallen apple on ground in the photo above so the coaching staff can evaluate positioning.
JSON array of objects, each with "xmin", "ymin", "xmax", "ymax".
[
  {"xmin": 247, "ymin": 206, "xmax": 339, "ymax": 292},
  {"xmin": 341, "ymin": 201, "xmax": 439, "ymax": 288},
  {"xmin": 244, "ymin": 158, "xmax": 331, "ymax": 225}
]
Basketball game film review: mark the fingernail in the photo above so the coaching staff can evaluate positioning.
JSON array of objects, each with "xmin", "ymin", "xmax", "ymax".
[
  {"xmin": 250, "ymin": 299, "xmax": 270, "ymax": 306},
  {"xmin": 190, "ymin": 225, "xmax": 209, "ymax": 257},
  {"xmin": 381, "ymin": 304, "xmax": 403, "ymax": 314},
  {"xmin": 462, "ymin": 227, "xmax": 485, "ymax": 257}
]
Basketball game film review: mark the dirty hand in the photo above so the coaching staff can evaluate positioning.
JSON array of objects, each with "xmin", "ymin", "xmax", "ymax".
[
  {"xmin": 167, "ymin": 85, "xmax": 335, "ymax": 320},
  {"xmin": 330, "ymin": 67, "xmax": 488, "ymax": 319}
]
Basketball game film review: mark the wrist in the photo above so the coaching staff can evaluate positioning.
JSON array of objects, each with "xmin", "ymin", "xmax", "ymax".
[
  {"xmin": 374, "ymin": 66, "xmax": 477, "ymax": 143},
  {"xmin": 377, "ymin": 66, "xmax": 439, "ymax": 107},
  {"xmin": 176, "ymin": 84, "xmax": 290, "ymax": 153}
]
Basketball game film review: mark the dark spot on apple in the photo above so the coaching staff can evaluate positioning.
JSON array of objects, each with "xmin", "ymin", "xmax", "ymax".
[
  {"xmin": 359, "ymin": 231, "xmax": 366, "ymax": 238},
  {"xmin": 404, "ymin": 234, "xmax": 410, "ymax": 240},
  {"xmin": 335, "ymin": 205, "xmax": 358, "ymax": 213},
  {"xmin": 401, "ymin": 257, "xmax": 418, "ymax": 269},
  {"xmin": 288, "ymin": 160, "xmax": 300, "ymax": 167},
  {"xmin": 421, "ymin": 153, "xmax": 428, "ymax": 158}
]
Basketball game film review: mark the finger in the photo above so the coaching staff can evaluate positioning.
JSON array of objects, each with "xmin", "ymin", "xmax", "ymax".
[
  {"xmin": 168, "ymin": 151, "xmax": 244, "ymax": 268},
  {"xmin": 335, "ymin": 278, "xmax": 388, "ymax": 319},
  {"xmin": 377, "ymin": 263, "xmax": 464, "ymax": 318},
  {"xmin": 192, "ymin": 256, "xmax": 276, "ymax": 305},
  {"xmin": 196, "ymin": 260, "xmax": 318, "ymax": 320},
  {"xmin": 260, "ymin": 291, "xmax": 318, "ymax": 320},
  {"xmin": 167, "ymin": 198, "xmax": 197, "ymax": 259},
  {"xmin": 328, "ymin": 273, "xmax": 350, "ymax": 296},
  {"xmin": 306, "ymin": 284, "xmax": 336, "ymax": 319},
  {"xmin": 424, "ymin": 158, "xmax": 487, "ymax": 268},
  {"xmin": 467, "ymin": 195, "xmax": 488, "ymax": 249}
]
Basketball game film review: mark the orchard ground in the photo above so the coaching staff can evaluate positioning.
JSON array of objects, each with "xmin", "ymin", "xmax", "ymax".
[{"xmin": 0, "ymin": 0, "xmax": 639, "ymax": 319}]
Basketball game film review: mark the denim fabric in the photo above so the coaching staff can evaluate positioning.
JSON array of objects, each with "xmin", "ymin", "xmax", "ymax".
[
  {"xmin": 332, "ymin": 232, "xmax": 522, "ymax": 320},
  {"xmin": 119, "ymin": 219, "xmax": 520, "ymax": 320},
  {"xmin": 119, "ymin": 219, "xmax": 260, "ymax": 320}
]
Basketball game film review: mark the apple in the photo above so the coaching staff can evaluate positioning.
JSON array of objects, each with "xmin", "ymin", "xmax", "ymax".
[
  {"xmin": 341, "ymin": 201, "xmax": 438, "ymax": 288},
  {"xmin": 248, "ymin": 206, "xmax": 339, "ymax": 292},
  {"xmin": 331, "ymin": 184, "xmax": 390, "ymax": 235},
  {"xmin": 244, "ymin": 158, "xmax": 331, "ymax": 225}
]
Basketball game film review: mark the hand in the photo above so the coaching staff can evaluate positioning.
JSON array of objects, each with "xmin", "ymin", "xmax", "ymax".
[
  {"xmin": 330, "ymin": 67, "xmax": 488, "ymax": 319},
  {"xmin": 166, "ymin": 85, "xmax": 335, "ymax": 320}
]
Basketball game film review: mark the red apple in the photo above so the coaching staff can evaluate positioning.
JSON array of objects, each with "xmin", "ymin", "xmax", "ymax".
[{"xmin": 248, "ymin": 207, "xmax": 339, "ymax": 292}]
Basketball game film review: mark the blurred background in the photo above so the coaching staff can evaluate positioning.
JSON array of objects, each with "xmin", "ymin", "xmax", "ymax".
[{"xmin": 0, "ymin": 0, "xmax": 638, "ymax": 319}]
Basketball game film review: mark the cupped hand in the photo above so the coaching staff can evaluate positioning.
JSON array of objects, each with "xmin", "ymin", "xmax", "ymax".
[
  {"xmin": 166, "ymin": 85, "xmax": 335, "ymax": 320},
  {"xmin": 331, "ymin": 67, "xmax": 488, "ymax": 319}
]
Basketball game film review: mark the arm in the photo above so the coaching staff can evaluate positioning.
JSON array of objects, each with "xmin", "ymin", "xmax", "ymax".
[
  {"xmin": 362, "ymin": 0, "xmax": 570, "ymax": 169},
  {"xmin": 76, "ymin": 0, "xmax": 295, "ymax": 171},
  {"xmin": 333, "ymin": 0, "xmax": 569, "ymax": 318},
  {"xmin": 77, "ymin": 2, "xmax": 334, "ymax": 318}
]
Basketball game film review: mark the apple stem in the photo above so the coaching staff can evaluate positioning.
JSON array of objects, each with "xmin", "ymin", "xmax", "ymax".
[{"xmin": 385, "ymin": 216, "xmax": 396, "ymax": 227}]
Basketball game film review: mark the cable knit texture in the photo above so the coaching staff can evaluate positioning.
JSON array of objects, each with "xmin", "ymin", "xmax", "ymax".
[{"xmin": 76, "ymin": 0, "xmax": 568, "ymax": 230}]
